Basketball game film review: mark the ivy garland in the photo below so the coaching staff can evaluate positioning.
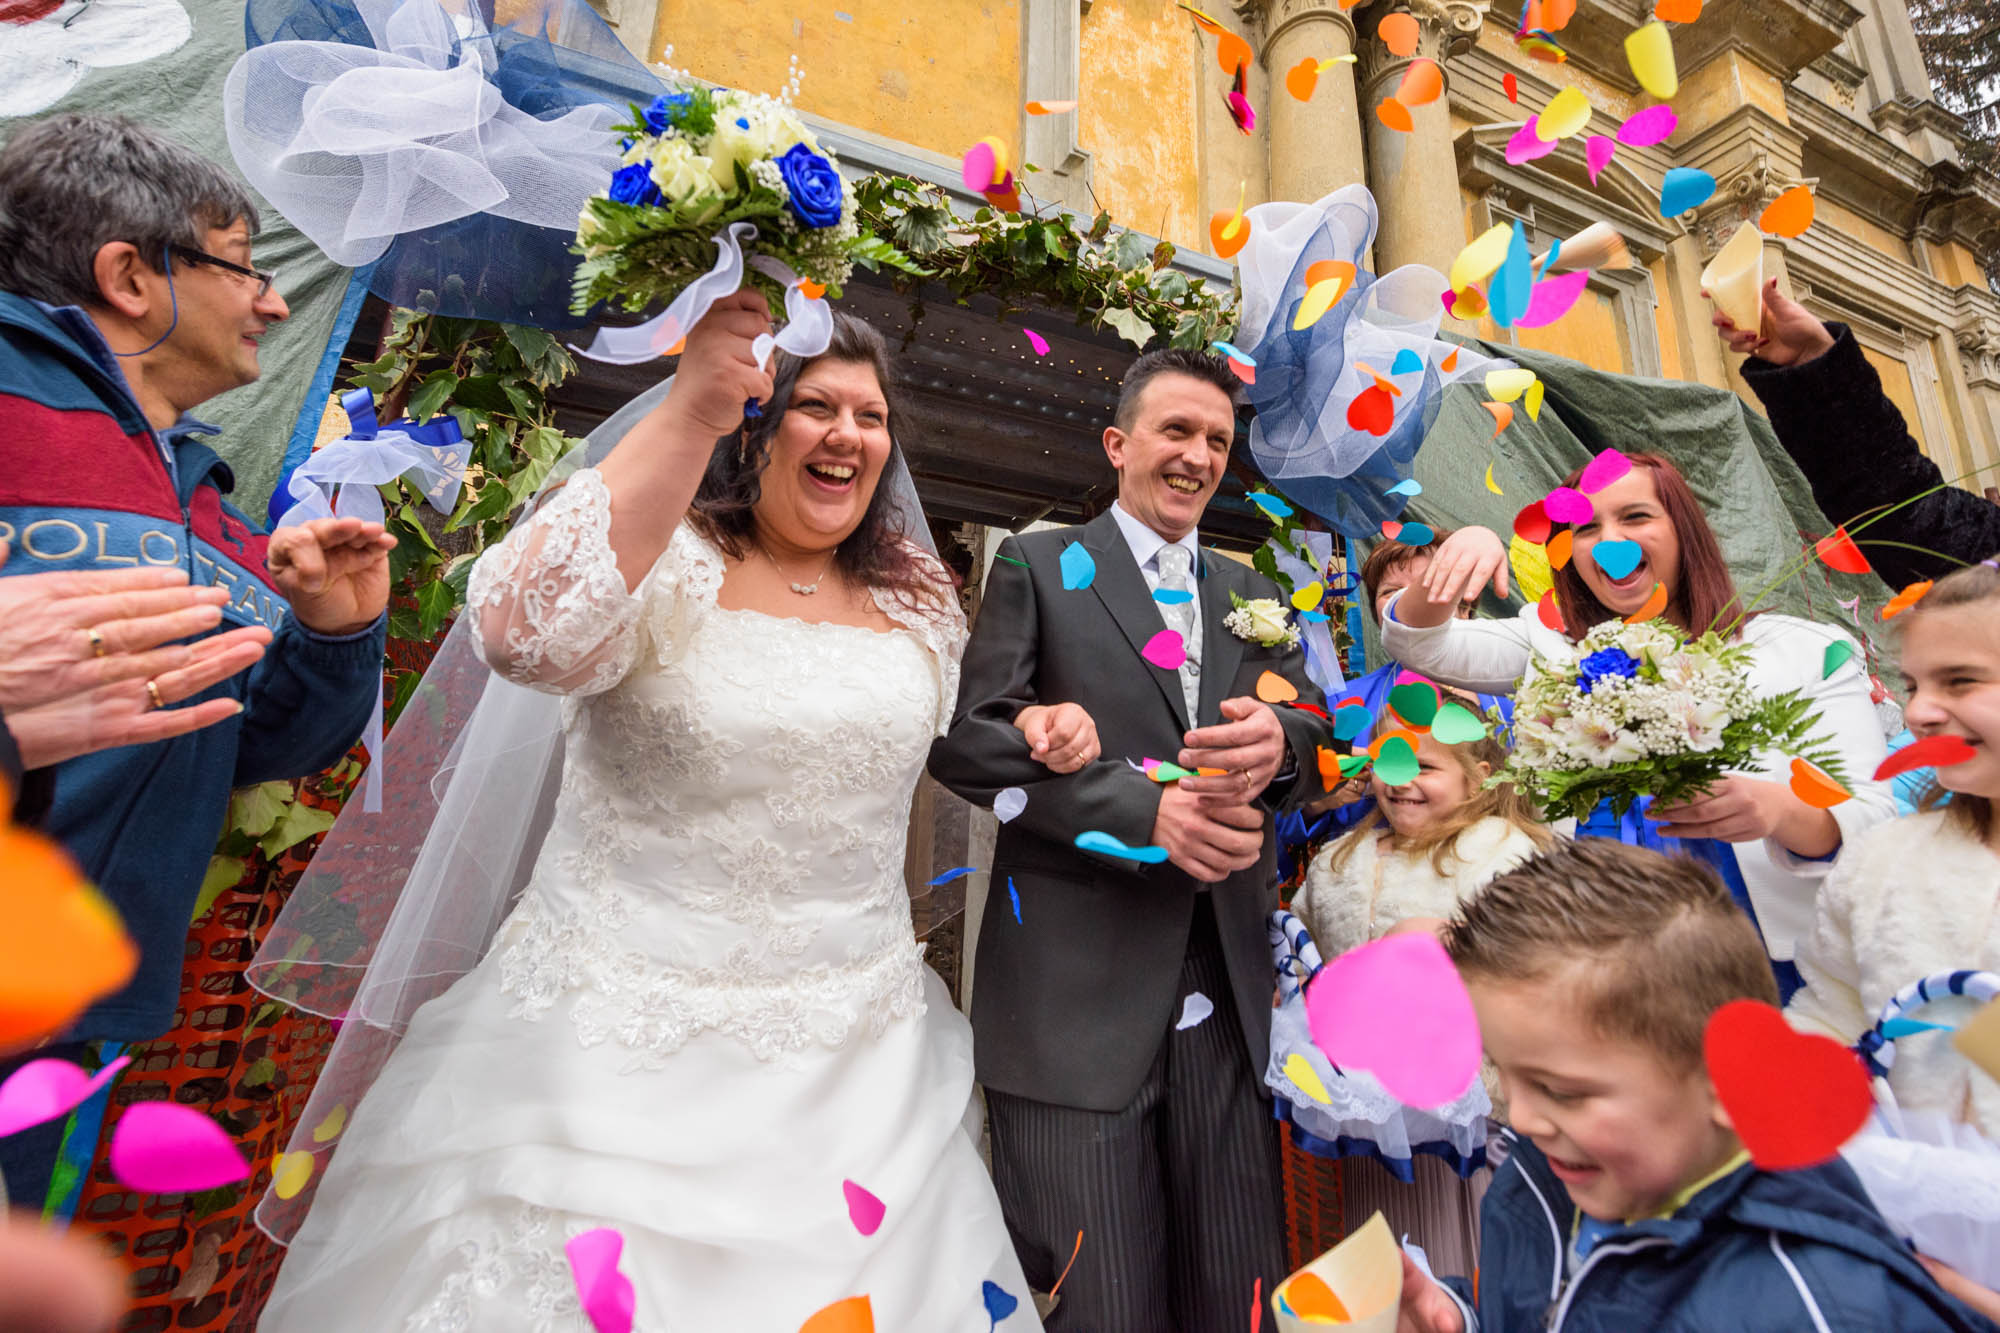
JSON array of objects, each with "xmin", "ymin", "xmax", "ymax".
[{"xmin": 851, "ymin": 172, "xmax": 1240, "ymax": 351}]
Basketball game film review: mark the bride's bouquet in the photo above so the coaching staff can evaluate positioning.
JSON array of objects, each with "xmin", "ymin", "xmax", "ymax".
[
  {"xmin": 570, "ymin": 82, "xmax": 887, "ymax": 316},
  {"xmin": 1501, "ymin": 618, "xmax": 1845, "ymax": 821}
]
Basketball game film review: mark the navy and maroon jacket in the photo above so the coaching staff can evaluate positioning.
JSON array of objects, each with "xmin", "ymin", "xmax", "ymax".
[{"xmin": 0, "ymin": 290, "xmax": 386, "ymax": 1044}]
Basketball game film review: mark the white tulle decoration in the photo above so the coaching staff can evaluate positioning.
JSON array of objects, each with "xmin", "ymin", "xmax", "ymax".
[
  {"xmin": 1842, "ymin": 1098, "xmax": 2000, "ymax": 1289},
  {"xmin": 224, "ymin": 0, "xmax": 620, "ymax": 267}
]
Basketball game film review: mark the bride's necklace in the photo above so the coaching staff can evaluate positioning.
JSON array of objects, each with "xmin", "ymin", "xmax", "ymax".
[{"xmin": 760, "ymin": 543, "xmax": 838, "ymax": 596}]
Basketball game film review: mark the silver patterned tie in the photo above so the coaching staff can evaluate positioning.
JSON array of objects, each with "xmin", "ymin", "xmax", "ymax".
[{"xmin": 1155, "ymin": 543, "xmax": 1200, "ymax": 723}]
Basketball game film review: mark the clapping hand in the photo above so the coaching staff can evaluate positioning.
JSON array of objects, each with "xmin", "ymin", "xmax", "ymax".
[
  {"xmin": 1178, "ymin": 697, "xmax": 1288, "ymax": 803},
  {"xmin": 1710, "ymin": 279, "xmax": 1833, "ymax": 366},
  {"xmin": 267, "ymin": 517, "xmax": 395, "ymax": 636},
  {"xmin": 1014, "ymin": 702, "xmax": 1101, "ymax": 774},
  {"xmin": 0, "ymin": 545, "xmax": 239, "ymax": 714}
]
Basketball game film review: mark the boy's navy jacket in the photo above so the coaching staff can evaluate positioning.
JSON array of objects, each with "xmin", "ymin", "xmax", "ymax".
[
  {"xmin": 1442, "ymin": 1132, "xmax": 2000, "ymax": 1333},
  {"xmin": 0, "ymin": 290, "xmax": 384, "ymax": 1043}
]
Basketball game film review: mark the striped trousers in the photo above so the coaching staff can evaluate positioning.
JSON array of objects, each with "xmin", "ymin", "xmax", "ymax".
[{"xmin": 985, "ymin": 895, "xmax": 1287, "ymax": 1331}]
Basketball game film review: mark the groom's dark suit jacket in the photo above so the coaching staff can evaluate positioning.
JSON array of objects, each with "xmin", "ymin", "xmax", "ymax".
[{"xmin": 929, "ymin": 510, "xmax": 1332, "ymax": 1114}]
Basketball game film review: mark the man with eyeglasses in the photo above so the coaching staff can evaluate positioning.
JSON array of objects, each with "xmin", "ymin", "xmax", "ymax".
[{"xmin": 0, "ymin": 113, "xmax": 392, "ymax": 1217}]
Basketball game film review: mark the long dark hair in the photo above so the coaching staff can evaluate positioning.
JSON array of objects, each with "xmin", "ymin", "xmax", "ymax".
[
  {"xmin": 1550, "ymin": 452, "xmax": 1750, "ymax": 640},
  {"xmin": 685, "ymin": 313, "xmax": 939, "ymax": 612}
]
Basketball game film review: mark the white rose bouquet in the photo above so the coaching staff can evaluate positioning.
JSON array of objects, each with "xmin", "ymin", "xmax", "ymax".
[
  {"xmin": 1224, "ymin": 593, "xmax": 1303, "ymax": 649},
  {"xmin": 570, "ymin": 81, "xmax": 905, "ymax": 316},
  {"xmin": 1501, "ymin": 618, "xmax": 1845, "ymax": 821}
]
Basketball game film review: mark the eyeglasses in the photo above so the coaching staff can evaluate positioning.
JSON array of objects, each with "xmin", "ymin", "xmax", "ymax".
[{"xmin": 169, "ymin": 245, "xmax": 279, "ymax": 299}]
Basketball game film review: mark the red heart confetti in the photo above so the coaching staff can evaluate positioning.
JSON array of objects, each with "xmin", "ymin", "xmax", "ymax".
[
  {"xmin": 1873, "ymin": 734, "xmax": 1977, "ymax": 782},
  {"xmin": 1347, "ymin": 384, "xmax": 1396, "ymax": 436},
  {"xmin": 1814, "ymin": 526, "xmax": 1871, "ymax": 575},
  {"xmin": 1704, "ymin": 999, "xmax": 1871, "ymax": 1170}
]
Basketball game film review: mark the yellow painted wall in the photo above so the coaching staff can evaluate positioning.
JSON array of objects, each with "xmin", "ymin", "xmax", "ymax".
[
  {"xmin": 1926, "ymin": 238, "xmax": 1984, "ymax": 290},
  {"xmin": 651, "ymin": 1, "xmax": 1021, "ymax": 162},
  {"xmin": 1673, "ymin": 51, "xmax": 1789, "ymax": 132},
  {"xmin": 1079, "ymin": 0, "xmax": 1203, "ymax": 251},
  {"xmin": 1816, "ymin": 199, "xmax": 1914, "ymax": 265},
  {"xmin": 1649, "ymin": 256, "xmax": 1685, "ymax": 382},
  {"xmin": 1470, "ymin": 26, "xmax": 1641, "ymax": 123},
  {"xmin": 1516, "ymin": 286, "xmax": 1631, "ymax": 371}
]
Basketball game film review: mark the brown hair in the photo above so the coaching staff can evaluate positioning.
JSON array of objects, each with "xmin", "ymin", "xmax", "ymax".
[
  {"xmin": 1327, "ymin": 726, "xmax": 1553, "ymax": 876},
  {"xmin": 1113, "ymin": 348, "xmax": 1244, "ymax": 432},
  {"xmin": 1359, "ymin": 530, "xmax": 1459, "ymax": 625},
  {"xmin": 1550, "ymin": 453, "xmax": 1750, "ymax": 642},
  {"xmin": 686, "ymin": 312, "xmax": 942, "ymax": 615},
  {"xmin": 1895, "ymin": 561, "xmax": 2000, "ymax": 842},
  {"xmin": 1445, "ymin": 839, "xmax": 1779, "ymax": 1071}
]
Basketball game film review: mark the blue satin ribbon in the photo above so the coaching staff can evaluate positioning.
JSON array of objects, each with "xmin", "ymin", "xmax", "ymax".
[{"xmin": 267, "ymin": 388, "xmax": 468, "ymax": 530}]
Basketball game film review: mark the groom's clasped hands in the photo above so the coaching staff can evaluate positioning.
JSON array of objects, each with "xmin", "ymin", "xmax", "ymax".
[{"xmin": 1163, "ymin": 695, "xmax": 1290, "ymax": 881}]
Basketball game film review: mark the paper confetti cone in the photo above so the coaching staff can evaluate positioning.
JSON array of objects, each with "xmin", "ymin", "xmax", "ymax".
[
  {"xmin": 1699, "ymin": 221, "xmax": 1765, "ymax": 337},
  {"xmin": 1272, "ymin": 1212, "xmax": 1402, "ymax": 1331}
]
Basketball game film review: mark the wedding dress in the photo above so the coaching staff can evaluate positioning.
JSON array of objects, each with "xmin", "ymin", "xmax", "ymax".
[{"xmin": 259, "ymin": 470, "xmax": 1040, "ymax": 1332}]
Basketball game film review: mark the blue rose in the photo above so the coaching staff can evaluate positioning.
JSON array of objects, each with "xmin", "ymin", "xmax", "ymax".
[
  {"xmin": 776, "ymin": 142, "xmax": 844, "ymax": 229},
  {"xmin": 607, "ymin": 161, "xmax": 663, "ymax": 208},
  {"xmin": 1577, "ymin": 646, "xmax": 1641, "ymax": 695},
  {"xmin": 641, "ymin": 91, "xmax": 692, "ymax": 134}
]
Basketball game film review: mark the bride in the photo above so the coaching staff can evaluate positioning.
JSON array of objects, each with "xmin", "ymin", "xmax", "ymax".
[{"xmin": 258, "ymin": 294, "xmax": 1076, "ymax": 1331}]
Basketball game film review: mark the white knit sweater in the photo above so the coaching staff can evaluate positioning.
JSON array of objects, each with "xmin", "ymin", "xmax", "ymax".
[
  {"xmin": 1294, "ymin": 816, "xmax": 1547, "ymax": 960},
  {"xmin": 1787, "ymin": 810, "xmax": 2000, "ymax": 1137}
]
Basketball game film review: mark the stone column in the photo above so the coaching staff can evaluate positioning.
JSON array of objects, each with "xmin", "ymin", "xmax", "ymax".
[
  {"xmin": 1358, "ymin": 0, "xmax": 1486, "ymax": 275},
  {"xmin": 1257, "ymin": 0, "xmax": 1369, "ymax": 207}
]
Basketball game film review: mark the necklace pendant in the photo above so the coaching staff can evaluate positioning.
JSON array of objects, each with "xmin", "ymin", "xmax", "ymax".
[{"xmin": 789, "ymin": 581, "xmax": 819, "ymax": 596}]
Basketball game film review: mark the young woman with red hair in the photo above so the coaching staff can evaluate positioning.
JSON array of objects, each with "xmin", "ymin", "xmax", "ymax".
[{"xmin": 1380, "ymin": 453, "xmax": 1894, "ymax": 999}]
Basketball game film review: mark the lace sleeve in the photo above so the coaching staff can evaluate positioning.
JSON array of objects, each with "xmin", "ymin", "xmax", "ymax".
[
  {"xmin": 467, "ymin": 469, "xmax": 645, "ymax": 696},
  {"xmin": 871, "ymin": 543, "xmax": 967, "ymax": 736}
]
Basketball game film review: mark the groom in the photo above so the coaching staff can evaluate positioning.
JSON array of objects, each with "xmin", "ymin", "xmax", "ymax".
[{"xmin": 930, "ymin": 349, "xmax": 1334, "ymax": 1329}]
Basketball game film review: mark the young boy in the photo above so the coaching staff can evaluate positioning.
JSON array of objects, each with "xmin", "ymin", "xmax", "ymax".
[{"xmin": 1396, "ymin": 839, "xmax": 2000, "ymax": 1333}]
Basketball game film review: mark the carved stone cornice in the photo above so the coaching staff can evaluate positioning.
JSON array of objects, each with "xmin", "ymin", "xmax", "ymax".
[
  {"xmin": 1960, "ymin": 319, "xmax": 2000, "ymax": 388},
  {"xmin": 1686, "ymin": 153, "xmax": 1816, "ymax": 257},
  {"xmin": 1354, "ymin": 0, "xmax": 1489, "ymax": 91}
]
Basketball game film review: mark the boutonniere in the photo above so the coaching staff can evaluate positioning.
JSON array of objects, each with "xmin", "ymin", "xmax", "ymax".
[{"xmin": 1224, "ymin": 592, "xmax": 1302, "ymax": 648}]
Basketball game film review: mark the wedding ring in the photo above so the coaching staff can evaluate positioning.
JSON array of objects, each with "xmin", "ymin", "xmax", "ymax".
[
  {"xmin": 144, "ymin": 679, "xmax": 164, "ymax": 711},
  {"xmin": 86, "ymin": 627, "xmax": 105, "ymax": 658}
]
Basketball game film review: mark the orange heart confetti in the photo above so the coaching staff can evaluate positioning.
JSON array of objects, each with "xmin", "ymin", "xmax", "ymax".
[
  {"xmin": 1305, "ymin": 258, "xmax": 1357, "ymax": 291},
  {"xmin": 1483, "ymin": 400, "xmax": 1514, "ymax": 437},
  {"xmin": 1295, "ymin": 261, "xmax": 1357, "ymax": 329},
  {"xmin": 1542, "ymin": 0, "xmax": 1577, "ymax": 30},
  {"xmin": 1378, "ymin": 11, "xmax": 1420, "ymax": 56},
  {"xmin": 1451, "ymin": 285, "xmax": 1490, "ymax": 318},
  {"xmin": 1397, "ymin": 58, "xmax": 1444, "ymax": 107},
  {"xmin": 1788, "ymin": 758, "xmax": 1852, "ymax": 810},
  {"xmin": 1376, "ymin": 97, "xmax": 1414, "ymax": 132},
  {"xmin": 1369, "ymin": 727, "xmax": 1423, "ymax": 760},
  {"xmin": 1317, "ymin": 746, "xmax": 1344, "ymax": 788},
  {"xmin": 1441, "ymin": 348, "xmax": 1460, "ymax": 372},
  {"xmin": 1354, "ymin": 360, "xmax": 1403, "ymax": 396},
  {"xmin": 1176, "ymin": 2, "xmax": 1227, "ymax": 37},
  {"xmin": 1217, "ymin": 28, "xmax": 1253, "ymax": 76},
  {"xmin": 1880, "ymin": 579, "xmax": 1934, "ymax": 620},
  {"xmin": 1256, "ymin": 670, "xmax": 1300, "ymax": 703},
  {"xmin": 1547, "ymin": 528, "xmax": 1574, "ymax": 570},
  {"xmin": 1286, "ymin": 56, "xmax": 1320, "ymax": 101},
  {"xmin": 1814, "ymin": 526, "xmax": 1871, "ymax": 575},
  {"xmin": 1758, "ymin": 184, "xmax": 1815, "ymax": 239},
  {"xmin": 1025, "ymin": 99, "xmax": 1078, "ymax": 115},
  {"xmin": 1654, "ymin": 0, "xmax": 1701, "ymax": 19},
  {"xmin": 0, "ymin": 829, "xmax": 138, "ymax": 1047},
  {"xmin": 799, "ymin": 1295, "xmax": 874, "ymax": 1333},
  {"xmin": 1625, "ymin": 581, "xmax": 1670, "ymax": 623},
  {"xmin": 798, "ymin": 279, "xmax": 827, "ymax": 301},
  {"xmin": 1210, "ymin": 181, "xmax": 1252, "ymax": 259},
  {"xmin": 1284, "ymin": 1272, "xmax": 1352, "ymax": 1322}
]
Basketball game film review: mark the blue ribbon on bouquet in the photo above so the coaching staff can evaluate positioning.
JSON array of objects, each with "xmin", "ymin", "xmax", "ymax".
[
  {"xmin": 267, "ymin": 387, "xmax": 469, "ymax": 815},
  {"xmin": 1576, "ymin": 796, "xmax": 1754, "ymax": 916}
]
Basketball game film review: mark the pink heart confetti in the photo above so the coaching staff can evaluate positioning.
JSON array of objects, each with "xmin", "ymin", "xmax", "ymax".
[
  {"xmin": 961, "ymin": 142, "xmax": 997, "ymax": 193},
  {"xmin": 565, "ymin": 1228, "xmax": 636, "ymax": 1333},
  {"xmin": 1616, "ymin": 104, "xmax": 1679, "ymax": 146},
  {"xmin": 1585, "ymin": 134, "xmax": 1616, "ymax": 184},
  {"xmin": 843, "ymin": 1179, "xmax": 886, "ymax": 1236},
  {"xmin": 107, "ymin": 1102, "xmax": 250, "ymax": 1194},
  {"xmin": 0, "ymin": 1057, "xmax": 130, "ymax": 1139},
  {"xmin": 1506, "ymin": 118, "xmax": 1559, "ymax": 165},
  {"xmin": 1440, "ymin": 289, "xmax": 1458, "ymax": 316},
  {"xmin": 1577, "ymin": 447, "xmax": 1633, "ymax": 493},
  {"xmin": 1542, "ymin": 486, "xmax": 1594, "ymax": 524},
  {"xmin": 1141, "ymin": 630, "xmax": 1187, "ymax": 671},
  {"xmin": 1023, "ymin": 328, "xmax": 1050, "ymax": 357},
  {"xmin": 1513, "ymin": 270, "xmax": 1592, "ymax": 328},
  {"xmin": 1303, "ymin": 933, "xmax": 1482, "ymax": 1108}
]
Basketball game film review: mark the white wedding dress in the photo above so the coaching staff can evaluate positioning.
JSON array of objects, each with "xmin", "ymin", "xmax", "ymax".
[{"xmin": 259, "ymin": 472, "xmax": 1040, "ymax": 1332}]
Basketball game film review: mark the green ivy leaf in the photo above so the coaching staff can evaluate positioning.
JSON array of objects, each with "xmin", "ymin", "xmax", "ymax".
[
  {"xmin": 1109, "ymin": 231, "xmax": 1153, "ymax": 270},
  {"xmin": 414, "ymin": 578, "xmax": 457, "ymax": 641},
  {"xmin": 446, "ymin": 481, "xmax": 514, "ymax": 533},
  {"xmin": 191, "ymin": 855, "xmax": 247, "ymax": 924},
  {"xmin": 385, "ymin": 669, "xmax": 423, "ymax": 728},
  {"xmin": 240, "ymin": 1056, "xmax": 279, "ymax": 1089},
  {"xmin": 227, "ymin": 782, "xmax": 294, "ymax": 839},
  {"xmin": 259, "ymin": 800, "xmax": 337, "ymax": 861},
  {"xmin": 407, "ymin": 370, "xmax": 460, "ymax": 423},
  {"xmin": 1098, "ymin": 306, "xmax": 1158, "ymax": 350}
]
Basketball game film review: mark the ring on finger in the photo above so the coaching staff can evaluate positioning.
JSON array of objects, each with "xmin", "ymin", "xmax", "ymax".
[
  {"xmin": 145, "ymin": 679, "xmax": 164, "ymax": 711},
  {"xmin": 86, "ymin": 626, "xmax": 106, "ymax": 658}
]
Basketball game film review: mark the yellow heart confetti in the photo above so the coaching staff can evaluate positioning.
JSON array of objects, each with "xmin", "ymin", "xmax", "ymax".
[
  {"xmin": 1524, "ymin": 379, "xmax": 1546, "ymax": 421},
  {"xmin": 1485, "ymin": 367, "xmax": 1538, "ymax": 403},
  {"xmin": 1285, "ymin": 1052, "xmax": 1333, "ymax": 1103},
  {"xmin": 1450, "ymin": 223, "xmax": 1513, "ymax": 293},
  {"xmin": 311, "ymin": 1104, "xmax": 348, "ymax": 1143},
  {"xmin": 1292, "ymin": 580, "xmax": 1326, "ymax": 612},
  {"xmin": 1485, "ymin": 462, "xmax": 1504, "ymax": 495},
  {"xmin": 1625, "ymin": 21, "xmax": 1678, "ymax": 98},
  {"xmin": 273, "ymin": 1150, "xmax": 314, "ymax": 1200},
  {"xmin": 1535, "ymin": 85, "xmax": 1592, "ymax": 140}
]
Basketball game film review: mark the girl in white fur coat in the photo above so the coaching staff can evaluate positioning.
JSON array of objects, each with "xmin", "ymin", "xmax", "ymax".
[
  {"xmin": 1281, "ymin": 725, "xmax": 1553, "ymax": 1279},
  {"xmin": 1787, "ymin": 563, "xmax": 2000, "ymax": 1322}
]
